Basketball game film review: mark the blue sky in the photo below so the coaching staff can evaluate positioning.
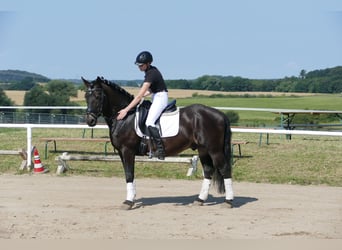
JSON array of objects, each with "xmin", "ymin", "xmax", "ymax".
[{"xmin": 1, "ymin": 0, "xmax": 341, "ymax": 80}]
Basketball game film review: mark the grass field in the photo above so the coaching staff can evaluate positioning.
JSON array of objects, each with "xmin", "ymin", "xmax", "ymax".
[
  {"xmin": 6, "ymin": 89, "xmax": 298, "ymax": 105},
  {"xmin": 78, "ymin": 90, "xmax": 341, "ymax": 126},
  {"xmin": 6, "ymin": 90, "xmax": 342, "ymax": 127},
  {"xmin": 177, "ymin": 94, "xmax": 342, "ymax": 126},
  {"xmin": 0, "ymin": 127, "xmax": 341, "ymax": 187},
  {"xmin": 1, "ymin": 90, "xmax": 342, "ymax": 186}
]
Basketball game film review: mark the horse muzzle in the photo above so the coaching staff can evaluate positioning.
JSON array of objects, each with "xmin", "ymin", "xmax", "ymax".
[{"xmin": 85, "ymin": 113, "xmax": 98, "ymax": 127}]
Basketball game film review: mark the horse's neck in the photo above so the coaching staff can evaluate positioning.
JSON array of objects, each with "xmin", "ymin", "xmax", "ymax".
[
  {"xmin": 104, "ymin": 116, "xmax": 115, "ymax": 127},
  {"xmin": 102, "ymin": 88, "xmax": 132, "ymax": 120}
]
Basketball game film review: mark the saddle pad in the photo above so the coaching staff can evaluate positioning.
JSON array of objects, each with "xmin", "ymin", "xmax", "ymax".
[{"xmin": 135, "ymin": 108, "xmax": 180, "ymax": 138}]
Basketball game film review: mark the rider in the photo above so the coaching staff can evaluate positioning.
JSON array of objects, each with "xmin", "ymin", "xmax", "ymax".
[{"xmin": 117, "ymin": 51, "xmax": 168, "ymax": 160}]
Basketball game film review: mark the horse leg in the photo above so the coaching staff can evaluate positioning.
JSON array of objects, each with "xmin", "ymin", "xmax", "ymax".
[
  {"xmin": 212, "ymin": 152, "xmax": 234, "ymax": 208},
  {"xmin": 120, "ymin": 152, "xmax": 136, "ymax": 210},
  {"xmin": 223, "ymin": 178, "xmax": 234, "ymax": 208},
  {"xmin": 193, "ymin": 153, "xmax": 215, "ymax": 206}
]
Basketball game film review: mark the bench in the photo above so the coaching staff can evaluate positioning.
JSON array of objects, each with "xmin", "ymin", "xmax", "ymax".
[
  {"xmin": 257, "ymin": 128, "xmax": 278, "ymax": 145},
  {"xmin": 55, "ymin": 153, "xmax": 199, "ymax": 176},
  {"xmin": 231, "ymin": 140, "xmax": 249, "ymax": 164},
  {"xmin": 0, "ymin": 149, "xmax": 29, "ymax": 170},
  {"xmin": 39, "ymin": 137, "xmax": 112, "ymax": 159}
]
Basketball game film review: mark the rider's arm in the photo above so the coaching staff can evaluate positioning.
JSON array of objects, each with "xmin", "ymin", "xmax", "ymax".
[
  {"xmin": 117, "ymin": 82, "xmax": 151, "ymax": 120},
  {"xmin": 143, "ymin": 89, "xmax": 151, "ymax": 97}
]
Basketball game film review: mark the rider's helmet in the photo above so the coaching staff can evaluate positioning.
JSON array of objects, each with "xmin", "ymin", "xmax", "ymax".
[{"xmin": 135, "ymin": 51, "xmax": 153, "ymax": 65}]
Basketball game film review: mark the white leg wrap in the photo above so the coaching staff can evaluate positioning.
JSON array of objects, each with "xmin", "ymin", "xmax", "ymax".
[
  {"xmin": 126, "ymin": 182, "xmax": 136, "ymax": 202},
  {"xmin": 198, "ymin": 178, "xmax": 211, "ymax": 201},
  {"xmin": 224, "ymin": 178, "xmax": 234, "ymax": 200}
]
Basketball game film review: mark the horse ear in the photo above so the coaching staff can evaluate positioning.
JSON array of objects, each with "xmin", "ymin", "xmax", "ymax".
[{"xmin": 81, "ymin": 77, "xmax": 90, "ymax": 88}]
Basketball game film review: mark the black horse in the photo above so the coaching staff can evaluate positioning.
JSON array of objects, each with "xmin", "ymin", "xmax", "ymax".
[{"xmin": 82, "ymin": 76, "xmax": 234, "ymax": 209}]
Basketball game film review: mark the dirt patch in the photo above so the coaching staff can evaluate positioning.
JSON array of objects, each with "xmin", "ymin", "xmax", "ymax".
[
  {"xmin": 4, "ymin": 91, "xmax": 27, "ymax": 105},
  {"xmin": 0, "ymin": 174, "xmax": 341, "ymax": 239}
]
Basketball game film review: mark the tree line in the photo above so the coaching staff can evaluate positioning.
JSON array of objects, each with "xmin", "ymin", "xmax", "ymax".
[
  {"xmin": 0, "ymin": 79, "xmax": 79, "ymax": 113},
  {"xmin": 0, "ymin": 79, "xmax": 241, "ymax": 123},
  {"xmin": 1, "ymin": 66, "xmax": 341, "ymax": 107},
  {"xmin": 161, "ymin": 66, "xmax": 342, "ymax": 93}
]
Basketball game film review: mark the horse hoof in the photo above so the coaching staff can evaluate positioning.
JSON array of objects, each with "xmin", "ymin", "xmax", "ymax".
[
  {"xmin": 120, "ymin": 200, "xmax": 134, "ymax": 210},
  {"xmin": 221, "ymin": 199, "xmax": 233, "ymax": 209},
  {"xmin": 192, "ymin": 198, "xmax": 204, "ymax": 206}
]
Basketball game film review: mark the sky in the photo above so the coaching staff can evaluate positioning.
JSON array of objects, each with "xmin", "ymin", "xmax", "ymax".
[{"xmin": 1, "ymin": 0, "xmax": 342, "ymax": 80}]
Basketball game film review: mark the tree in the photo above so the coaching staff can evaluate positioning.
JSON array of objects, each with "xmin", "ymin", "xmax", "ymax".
[
  {"xmin": 221, "ymin": 77, "xmax": 252, "ymax": 91},
  {"xmin": 292, "ymin": 80, "xmax": 309, "ymax": 92},
  {"xmin": 45, "ymin": 80, "xmax": 78, "ymax": 106},
  {"xmin": 299, "ymin": 69, "xmax": 307, "ymax": 79},
  {"xmin": 7, "ymin": 77, "xmax": 36, "ymax": 90},
  {"xmin": 0, "ymin": 88, "xmax": 14, "ymax": 106},
  {"xmin": 23, "ymin": 80, "xmax": 78, "ymax": 112},
  {"xmin": 224, "ymin": 111, "xmax": 239, "ymax": 124},
  {"xmin": 166, "ymin": 79, "xmax": 191, "ymax": 89},
  {"xmin": 23, "ymin": 85, "xmax": 50, "ymax": 106}
]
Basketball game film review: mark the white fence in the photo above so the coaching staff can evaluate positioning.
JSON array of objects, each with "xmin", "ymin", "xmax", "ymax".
[
  {"xmin": 1, "ymin": 123, "xmax": 342, "ymax": 168},
  {"xmin": 2, "ymin": 105, "xmax": 342, "ymax": 113}
]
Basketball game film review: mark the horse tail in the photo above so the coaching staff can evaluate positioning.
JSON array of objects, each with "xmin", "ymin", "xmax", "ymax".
[
  {"xmin": 212, "ymin": 115, "xmax": 232, "ymax": 194},
  {"xmin": 224, "ymin": 115, "xmax": 232, "ymax": 160}
]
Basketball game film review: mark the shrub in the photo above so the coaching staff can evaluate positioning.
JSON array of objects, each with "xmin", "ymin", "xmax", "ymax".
[{"xmin": 224, "ymin": 111, "xmax": 239, "ymax": 124}]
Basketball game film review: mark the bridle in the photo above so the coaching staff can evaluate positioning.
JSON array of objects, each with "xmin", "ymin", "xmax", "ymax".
[{"xmin": 85, "ymin": 85, "xmax": 105, "ymax": 120}]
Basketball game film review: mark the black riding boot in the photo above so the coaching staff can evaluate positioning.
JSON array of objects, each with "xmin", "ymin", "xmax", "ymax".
[{"xmin": 148, "ymin": 126, "xmax": 165, "ymax": 160}]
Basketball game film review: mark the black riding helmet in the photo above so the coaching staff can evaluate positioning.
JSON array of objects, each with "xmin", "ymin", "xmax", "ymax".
[{"xmin": 135, "ymin": 51, "xmax": 153, "ymax": 65}]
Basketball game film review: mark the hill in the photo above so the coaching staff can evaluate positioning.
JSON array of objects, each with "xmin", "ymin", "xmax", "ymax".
[
  {"xmin": 0, "ymin": 70, "xmax": 50, "ymax": 83},
  {"xmin": 1, "ymin": 66, "xmax": 342, "ymax": 94}
]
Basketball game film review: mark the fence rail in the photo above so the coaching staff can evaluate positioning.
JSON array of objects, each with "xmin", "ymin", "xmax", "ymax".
[
  {"xmin": 1, "ymin": 106, "xmax": 342, "ymax": 113},
  {"xmin": 0, "ymin": 111, "xmax": 87, "ymax": 124}
]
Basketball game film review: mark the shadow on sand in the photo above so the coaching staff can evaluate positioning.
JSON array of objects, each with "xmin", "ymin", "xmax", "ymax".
[{"xmin": 135, "ymin": 195, "xmax": 258, "ymax": 208}]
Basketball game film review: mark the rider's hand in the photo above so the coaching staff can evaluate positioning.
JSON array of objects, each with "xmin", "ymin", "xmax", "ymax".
[{"xmin": 117, "ymin": 109, "xmax": 128, "ymax": 120}]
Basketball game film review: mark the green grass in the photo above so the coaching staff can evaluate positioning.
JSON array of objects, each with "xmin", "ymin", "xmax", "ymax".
[
  {"xmin": 178, "ymin": 94, "xmax": 342, "ymax": 110},
  {"xmin": 231, "ymin": 133, "xmax": 342, "ymax": 186},
  {"xmin": 77, "ymin": 93, "xmax": 342, "ymax": 125},
  {"xmin": 0, "ymin": 128, "xmax": 341, "ymax": 187},
  {"xmin": 176, "ymin": 94, "xmax": 342, "ymax": 126}
]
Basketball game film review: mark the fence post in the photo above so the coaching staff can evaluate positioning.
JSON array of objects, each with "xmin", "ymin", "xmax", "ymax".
[{"xmin": 27, "ymin": 125, "xmax": 32, "ymax": 169}]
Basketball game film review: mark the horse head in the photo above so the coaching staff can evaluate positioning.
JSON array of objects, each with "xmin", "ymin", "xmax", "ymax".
[
  {"xmin": 82, "ymin": 76, "xmax": 105, "ymax": 127},
  {"xmin": 82, "ymin": 76, "xmax": 134, "ymax": 127}
]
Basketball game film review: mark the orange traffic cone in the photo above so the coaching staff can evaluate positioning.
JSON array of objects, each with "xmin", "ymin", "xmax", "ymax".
[{"xmin": 33, "ymin": 147, "xmax": 49, "ymax": 174}]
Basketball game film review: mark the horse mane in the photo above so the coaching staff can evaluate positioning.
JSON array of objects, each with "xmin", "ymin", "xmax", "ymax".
[{"xmin": 100, "ymin": 77, "xmax": 134, "ymax": 101}]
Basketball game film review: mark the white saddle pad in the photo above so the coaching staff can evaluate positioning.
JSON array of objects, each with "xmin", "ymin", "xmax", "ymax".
[{"xmin": 134, "ymin": 108, "xmax": 180, "ymax": 138}]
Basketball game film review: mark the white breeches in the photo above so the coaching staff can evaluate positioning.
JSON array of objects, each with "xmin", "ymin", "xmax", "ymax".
[{"xmin": 145, "ymin": 91, "xmax": 168, "ymax": 127}]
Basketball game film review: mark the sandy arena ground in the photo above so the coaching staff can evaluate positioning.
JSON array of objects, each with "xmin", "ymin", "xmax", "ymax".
[{"xmin": 0, "ymin": 174, "xmax": 341, "ymax": 239}]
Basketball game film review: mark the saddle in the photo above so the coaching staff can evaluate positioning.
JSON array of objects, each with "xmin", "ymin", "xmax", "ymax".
[{"xmin": 137, "ymin": 99, "xmax": 177, "ymax": 135}]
